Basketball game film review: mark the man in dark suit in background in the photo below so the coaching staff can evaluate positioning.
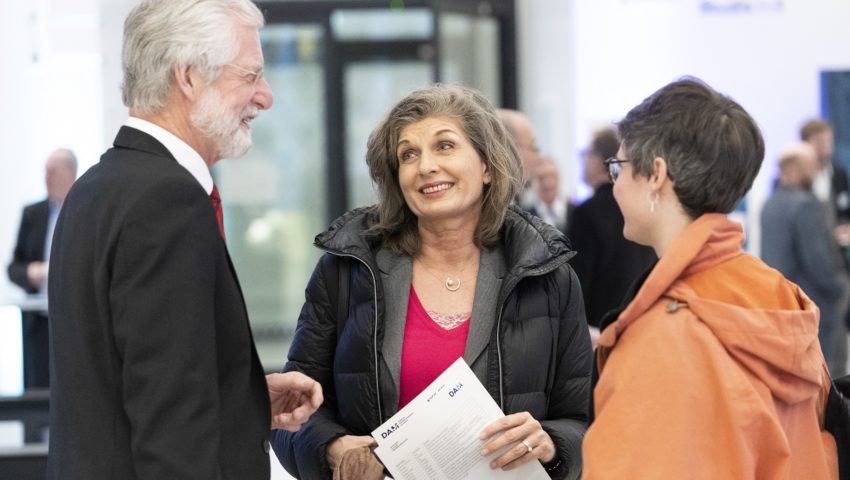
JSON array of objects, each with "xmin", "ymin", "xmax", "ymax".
[
  {"xmin": 7, "ymin": 148, "xmax": 76, "ymax": 389},
  {"xmin": 47, "ymin": 1, "xmax": 322, "ymax": 478},
  {"xmin": 527, "ymin": 157, "xmax": 573, "ymax": 233},
  {"xmin": 567, "ymin": 128, "xmax": 656, "ymax": 344},
  {"xmin": 804, "ymin": 119, "xmax": 850, "ymax": 221}
]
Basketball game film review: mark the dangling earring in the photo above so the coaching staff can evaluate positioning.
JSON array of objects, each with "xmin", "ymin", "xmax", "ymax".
[{"xmin": 647, "ymin": 192, "xmax": 659, "ymax": 214}]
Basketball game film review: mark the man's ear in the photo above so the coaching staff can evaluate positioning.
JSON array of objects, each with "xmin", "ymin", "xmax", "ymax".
[{"xmin": 174, "ymin": 64, "xmax": 199, "ymax": 101}]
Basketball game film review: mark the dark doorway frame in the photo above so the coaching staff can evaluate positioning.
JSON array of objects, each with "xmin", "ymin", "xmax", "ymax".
[{"xmin": 257, "ymin": 0, "xmax": 517, "ymax": 222}]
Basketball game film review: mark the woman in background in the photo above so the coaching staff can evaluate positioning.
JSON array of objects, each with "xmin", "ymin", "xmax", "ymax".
[
  {"xmin": 273, "ymin": 84, "xmax": 592, "ymax": 479},
  {"xmin": 583, "ymin": 78, "xmax": 838, "ymax": 479}
]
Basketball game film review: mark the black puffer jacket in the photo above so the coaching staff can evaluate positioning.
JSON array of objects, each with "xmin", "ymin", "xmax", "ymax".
[{"xmin": 272, "ymin": 206, "xmax": 592, "ymax": 479}]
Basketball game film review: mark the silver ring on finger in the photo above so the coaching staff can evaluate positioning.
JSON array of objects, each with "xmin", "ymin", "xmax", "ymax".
[{"xmin": 521, "ymin": 439, "xmax": 533, "ymax": 454}]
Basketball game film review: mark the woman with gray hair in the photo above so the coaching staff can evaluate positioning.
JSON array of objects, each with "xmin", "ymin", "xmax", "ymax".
[{"xmin": 273, "ymin": 84, "xmax": 592, "ymax": 479}]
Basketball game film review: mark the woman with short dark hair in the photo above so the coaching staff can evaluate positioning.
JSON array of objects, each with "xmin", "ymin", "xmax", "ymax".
[
  {"xmin": 583, "ymin": 78, "xmax": 838, "ymax": 479},
  {"xmin": 273, "ymin": 84, "xmax": 592, "ymax": 479}
]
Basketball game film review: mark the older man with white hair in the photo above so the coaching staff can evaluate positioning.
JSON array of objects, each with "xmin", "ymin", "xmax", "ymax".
[{"xmin": 47, "ymin": 1, "xmax": 322, "ymax": 478}]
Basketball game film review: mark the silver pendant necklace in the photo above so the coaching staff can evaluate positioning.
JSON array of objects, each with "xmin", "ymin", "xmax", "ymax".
[{"xmin": 417, "ymin": 257, "xmax": 475, "ymax": 292}]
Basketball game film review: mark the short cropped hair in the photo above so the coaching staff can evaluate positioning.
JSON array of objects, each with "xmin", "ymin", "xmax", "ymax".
[
  {"xmin": 366, "ymin": 84, "xmax": 523, "ymax": 256},
  {"xmin": 778, "ymin": 144, "xmax": 813, "ymax": 173},
  {"xmin": 589, "ymin": 127, "xmax": 619, "ymax": 160},
  {"xmin": 617, "ymin": 77, "xmax": 765, "ymax": 219},
  {"xmin": 799, "ymin": 119, "xmax": 832, "ymax": 142},
  {"xmin": 122, "ymin": 0, "xmax": 264, "ymax": 114},
  {"xmin": 54, "ymin": 148, "xmax": 78, "ymax": 175}
]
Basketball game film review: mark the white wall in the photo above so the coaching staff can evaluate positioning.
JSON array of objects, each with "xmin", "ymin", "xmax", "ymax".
[
  {"xmin": 0, "ymin": 0, "xmax": 107, "ymax": 303},
  {"xmin": 520, "ymin": 0, "xmax": 850, "ymax": 253},
  {"xmin": 515, "ymin": 0, "xmax": 579, "ymax": 196},
  {"xmin": 3, "ymin": 0, "xmax": 850, "ymax": 301}
]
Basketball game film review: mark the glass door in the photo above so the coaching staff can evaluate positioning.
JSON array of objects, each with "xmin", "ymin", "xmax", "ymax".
[
  {"xmin": 214, "ymin": 24, "xmax": 327, "ymax": 369},
  {"xmin": 343, "ymin": 60, "xmax": 434, "ymax": 207},
  {"xmin": 231, "ymin": 1, "xmax": 516, "ymax": 371}
]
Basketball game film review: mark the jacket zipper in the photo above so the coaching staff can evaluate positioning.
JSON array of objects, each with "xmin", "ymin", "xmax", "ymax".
[
  {"xmin": 324, "ymin": 237, "xmax": 569, "ymax": 420},
  {"xmin": 495, "ymin": 304, "xmax": 505, "ymax": 409},
  {"xmin": 495, "ymin": 255, "xmax": 571, "ymax": 411}
]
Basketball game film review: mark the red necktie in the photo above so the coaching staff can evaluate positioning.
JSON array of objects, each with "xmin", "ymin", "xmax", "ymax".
[{"xmin": 209, "ymin": 185, "xmax": 226, "ymax": 242}]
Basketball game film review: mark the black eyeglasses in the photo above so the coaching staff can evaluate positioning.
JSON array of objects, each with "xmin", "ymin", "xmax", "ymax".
[{"xmin": 603, "ymin": 157, "xmax": 630, "ymax": 183}]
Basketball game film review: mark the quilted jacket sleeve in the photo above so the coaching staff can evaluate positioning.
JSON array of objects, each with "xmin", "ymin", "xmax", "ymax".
[
  {"xmin": 272, "ymin": 254, "xmax": 349, "ymax": 480},
  {"xmin": 541, "ymin": 266, "xmax": 593, "ymax": 480}
]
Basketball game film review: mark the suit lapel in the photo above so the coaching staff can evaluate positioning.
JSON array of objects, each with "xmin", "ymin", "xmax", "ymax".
[
  {"xmin": 32, "ymin": 200, "xmax": 51, "ymax": 259},
  {"xmin": 115, "ymin": 126, "xmax": 249, "ymax": 318}
]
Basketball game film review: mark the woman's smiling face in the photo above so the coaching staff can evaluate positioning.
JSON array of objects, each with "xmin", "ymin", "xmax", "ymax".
[{"xmin": 396, "ymin": 116, "xmax": 491, "ymax": 225}]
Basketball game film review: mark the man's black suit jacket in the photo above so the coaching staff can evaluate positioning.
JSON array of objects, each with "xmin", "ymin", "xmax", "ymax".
[
  {"xmin": 567, "ymin": 184, "xmax": 657, "ymax": 327},
  {"xmin": 47, "ymin": 126, "xmax": 271, "ymax": 479},
  {"xmin": 8, "ymin": 199, "xmax": 49, "ymax": 293},
  {"xmin": 8, "ymin": 199, "xmax": 52, "ymax": 388},
  {"xmin": 832, "ymin": 163, "xmax": 850, "ymax": 223}
]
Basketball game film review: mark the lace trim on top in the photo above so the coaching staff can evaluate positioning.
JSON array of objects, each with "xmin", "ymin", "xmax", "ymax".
[{"xmin": 426, "ymin": 310, "xmax": 471, "ymax": 330}]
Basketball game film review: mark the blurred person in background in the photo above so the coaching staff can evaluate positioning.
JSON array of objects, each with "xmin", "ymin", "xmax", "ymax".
[
  {"xmin": 761, "ymin": 143, "xmax": 850, "ymax": 376},
  {"xmin": 567, "ymin": 128, "xmax": 656, "ymax": 341},
  {"xmin": 7, "ymin": 147, "xmax": 77, "ymax": 389},
  {"xmin": 47, "ymin": 1, "xmax": 321, "ymax": 478},
  {"xmin": 498, "ymin": 108, "xmax": 543, "ymax": 209},
  {"xmin": 803, "ymin": 118, "xmax": 850, "ymax": 375},
  {"xmin": 274, "ymin": 85, "xmax": 592, "ymax": 480},
  {"xmin": 583, "ymin": 78, "xmax": 837, "ymax": 478},
  {"xmin": 803, "ymin": 119, "xmax": 849, "ymax": 221},
  {"xmin": 528, "ymin": 156, "xmax": 572, "ymax": 233}
]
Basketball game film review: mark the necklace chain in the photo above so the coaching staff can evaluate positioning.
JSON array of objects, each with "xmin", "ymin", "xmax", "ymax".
[{"xmin": 416, "ymin": 256, "xmax": 477, "ymax": 292}]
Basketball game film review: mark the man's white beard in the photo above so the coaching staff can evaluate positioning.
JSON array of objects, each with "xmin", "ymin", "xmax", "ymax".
[{"xmin": 191, "ymin": 86, "xmax": 257, "ymax": 159}]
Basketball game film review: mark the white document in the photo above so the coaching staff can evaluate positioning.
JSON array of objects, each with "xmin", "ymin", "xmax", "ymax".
[{"xmin": 371, "ymin": 358, "xmax": 549, "ymax": 480}]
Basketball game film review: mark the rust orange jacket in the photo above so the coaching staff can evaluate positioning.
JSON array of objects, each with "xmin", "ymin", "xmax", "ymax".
[{"xmin": 583, "ymin": 214, "xmax": 838, "ymax": 479}]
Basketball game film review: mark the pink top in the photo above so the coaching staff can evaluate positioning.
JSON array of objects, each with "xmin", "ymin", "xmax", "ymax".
[{"xmin": 397, "ymin": 286, "xmax": 471, "ymax": 409}]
